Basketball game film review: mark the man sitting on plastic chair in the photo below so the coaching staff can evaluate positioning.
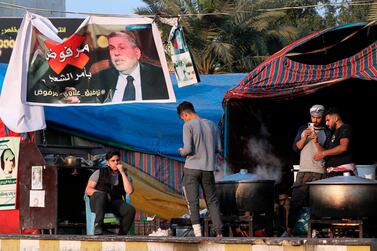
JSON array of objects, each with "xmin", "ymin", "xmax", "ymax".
[{"xmin": 85, "ymin": 150, "xmax": 135, "ymax": 235}]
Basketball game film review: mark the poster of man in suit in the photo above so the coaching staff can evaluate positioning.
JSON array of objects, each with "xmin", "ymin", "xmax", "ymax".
[{"xmin": 24, "ymin": 16, "xmax": 175, "ymax": 105}]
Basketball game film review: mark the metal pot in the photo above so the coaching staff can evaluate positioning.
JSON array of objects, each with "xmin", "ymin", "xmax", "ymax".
[
  {"xmin": 64, "ymin": 155, "xmax": 81, "ymax": 167},
  {"xmin": 216, "ymin": 169, "xmax": 275, "ymax": 217},
  {"xmin": 308, "ymin": 175, "xmax": 377, "ymax": 218}
]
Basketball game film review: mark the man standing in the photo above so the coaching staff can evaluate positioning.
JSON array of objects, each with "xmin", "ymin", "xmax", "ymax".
[
  {"xmin": 85, "ymin": 151, "xmax": 135, "ymax": 235},
  {"xmin": 314, "ymin": 107, "xmax": 355, "ymax": 176},
  {"xmin": 177, "ymin": 101, "xmax": 223, "ymax": 237},
  {"xmin": 288, "ymin": 104, "xmax": 330, "ymax": 235},
  {"xmin": 90, "ymin": 31, "xmax": 169, "ymax": 103}
]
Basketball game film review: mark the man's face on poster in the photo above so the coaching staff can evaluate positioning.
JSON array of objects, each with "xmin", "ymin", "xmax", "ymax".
[
  {"xmin": 1, "ymin": 149, "xmax": 15, "ymax": 175},
  {"xmin": 108, "ymin": 35, "xmax": 141, "ymax": 75}
]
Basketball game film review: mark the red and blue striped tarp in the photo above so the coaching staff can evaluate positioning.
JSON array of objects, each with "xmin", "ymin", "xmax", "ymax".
[
  {"xmin": 224, "ymin": 22, "xmax": 377, "ymax": 102},
  {"xmin": 121, "ymin": 150, "xmax": 184, "ymax": 194}
]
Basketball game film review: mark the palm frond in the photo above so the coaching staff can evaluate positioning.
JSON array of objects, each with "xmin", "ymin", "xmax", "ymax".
[{"xmin": 368, "ymin": 0, "xmax": 377, "ymax": 21}]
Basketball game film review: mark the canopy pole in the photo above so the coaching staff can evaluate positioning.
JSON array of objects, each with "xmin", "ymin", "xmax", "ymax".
[{"xmin": 223, "ymin": 104, "xmax": 230, "ymax": 176}]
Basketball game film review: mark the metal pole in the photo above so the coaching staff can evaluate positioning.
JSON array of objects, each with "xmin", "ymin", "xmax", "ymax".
[{"xmin": 223, "ymin": 104, "xmax": 229, "ymax": 176}]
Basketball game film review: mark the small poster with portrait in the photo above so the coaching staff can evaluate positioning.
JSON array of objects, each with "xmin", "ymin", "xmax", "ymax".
[
  {"xmin": 168, "ymin": 24, "xmax": 200, "ymax": 87},
  {"xmin": 0, "ymin": 137, "xmax": 20, "ymax": 210},
  {"xmin": 29, "ymin": 190, "xmax": 45, "ymax": 208},
  {"xmin": 31, "ymin": 165, "xmax": 43, "ymax": 190}
]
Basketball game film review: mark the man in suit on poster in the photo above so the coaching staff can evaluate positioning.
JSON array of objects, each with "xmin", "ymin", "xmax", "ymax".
[{"xmin": 90, "ymin": 30, "xmax": 169, "ymax": 103}]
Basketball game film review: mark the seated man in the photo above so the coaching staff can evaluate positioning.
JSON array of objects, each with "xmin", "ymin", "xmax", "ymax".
[{"xmin": 85, "ymin": 151, "xmax": 135, "ymax": 235}]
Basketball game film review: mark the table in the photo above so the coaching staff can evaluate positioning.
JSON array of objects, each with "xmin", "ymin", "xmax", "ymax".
[{"xmin": 308, "ymin": 219, "xmax": 363, "ymax": 238}]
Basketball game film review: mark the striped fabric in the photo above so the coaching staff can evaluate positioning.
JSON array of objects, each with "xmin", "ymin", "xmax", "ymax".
[
  {"xmin": 224, "ymin": 23, "xmax": 377, "ymax": 102},
  {"xmin": 121, "ymin": 150, "xmax": 184, "ymax": 194}
]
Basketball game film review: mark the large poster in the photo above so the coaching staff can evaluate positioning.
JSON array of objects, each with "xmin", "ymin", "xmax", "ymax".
[
  {"xmin": 25, "ymin": 15, "xmax": 175, "ymax": 105},
  {"xmin": 0, "ymin": 137, "xmax": 20, "ymax": 210}
]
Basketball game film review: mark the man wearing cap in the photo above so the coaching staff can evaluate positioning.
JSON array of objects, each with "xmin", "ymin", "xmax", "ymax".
[{"xmin": 287, "ymin": 104, "xmax": 331, "ymax": 236}]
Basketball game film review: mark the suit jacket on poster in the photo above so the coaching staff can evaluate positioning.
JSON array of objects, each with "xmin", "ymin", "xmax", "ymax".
[{"xmin": 89, "ymin": 63, "xmax": 169, "ymax": 103}]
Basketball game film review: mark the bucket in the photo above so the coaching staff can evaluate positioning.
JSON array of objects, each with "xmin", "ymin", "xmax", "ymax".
[{"xmin": 356, "ymin": 164, "xmax": 376, "ymax": 180}]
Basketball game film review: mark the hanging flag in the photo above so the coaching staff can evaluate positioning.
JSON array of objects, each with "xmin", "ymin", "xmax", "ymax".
[
  {"xmin": 0, "ymin": 12, "xmax": 54, "ymax": 133},
  {"xmin": 168, "ymin": 23, "xmax": 200, "ymax": 87}
]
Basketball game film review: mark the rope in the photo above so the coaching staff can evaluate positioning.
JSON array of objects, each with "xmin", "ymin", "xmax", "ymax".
[{"xmin": 0, "ymin": 0, "xmax": 375, "ymax": 18}]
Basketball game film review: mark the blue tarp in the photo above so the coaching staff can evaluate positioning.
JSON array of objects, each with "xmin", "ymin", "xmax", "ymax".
[
  {"xmin": 0, "ymin": 64, "xmax": 6, "ymax": 91},
  {"xmin": 0, "ymin": 63, "xmax": 244, "ymax": 160}
]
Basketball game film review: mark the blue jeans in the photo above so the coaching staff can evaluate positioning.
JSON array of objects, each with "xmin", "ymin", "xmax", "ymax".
[{"xmin": 182, "ymin": 168, "xmax": 223, "ymax": 234}]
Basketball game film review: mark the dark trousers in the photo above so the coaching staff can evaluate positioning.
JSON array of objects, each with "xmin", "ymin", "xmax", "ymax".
[
  {"xmin": 90, "ymin": 191, "xmax": 136, "ymax": 234},
  {"xmin": 288, "ymin": 172, "xmax": 325, "ymax": 229},
  {"xmin": 182, "ymin": 168, "xmax": 223, "ymax": 234}
]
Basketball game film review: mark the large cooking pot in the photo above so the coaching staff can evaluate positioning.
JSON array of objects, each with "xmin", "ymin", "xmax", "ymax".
[
  {"xmin": 308, "ymin": 174, "xmax": 377, "ymax": 218},
  {"xmin": 216, "ymin": 169, "xmax": 275, "ymax": 217}
]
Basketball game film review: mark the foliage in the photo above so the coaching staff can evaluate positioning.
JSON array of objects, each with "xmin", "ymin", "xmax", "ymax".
[{"xmin": 136, "ymin": 0, "xmax": 371, "ymax": 74}]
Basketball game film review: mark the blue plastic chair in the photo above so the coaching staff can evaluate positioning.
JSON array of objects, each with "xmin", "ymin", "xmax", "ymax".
[{"xmin": 84, "ymin": 194, "xmax": 131, "ymax": 235}]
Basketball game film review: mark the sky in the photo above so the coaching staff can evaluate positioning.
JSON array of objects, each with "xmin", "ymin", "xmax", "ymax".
[{"xmin": 65, "ymin": 0, "xmax": 147, "ymax": 17}]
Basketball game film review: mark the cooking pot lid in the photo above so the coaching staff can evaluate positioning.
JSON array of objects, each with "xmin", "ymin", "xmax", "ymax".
[
  {"xmin": 307, "ymin": 175, "xmax": 377, "ymax": 185},
  {"xmin": 217, "ymin": 169, "xmax": 274, "ymax": 183}
]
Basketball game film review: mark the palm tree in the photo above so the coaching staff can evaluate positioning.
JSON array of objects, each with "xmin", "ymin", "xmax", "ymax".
[
  {"xmin": 369, "ymin": 0, "xmax": 377, "ymax": 21},
  {"xmin": 136, "ymin": 0, "xmax": 299, "ymax": 73},
  {"xmin": 212, "ymin": 0, "xmax": 299, "ymax": 72}
]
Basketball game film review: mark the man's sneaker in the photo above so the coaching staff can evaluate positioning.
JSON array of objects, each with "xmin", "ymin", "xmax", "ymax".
[{"xmin": 94, "ymin": 223, "xmax": 103, "ymax": 235}]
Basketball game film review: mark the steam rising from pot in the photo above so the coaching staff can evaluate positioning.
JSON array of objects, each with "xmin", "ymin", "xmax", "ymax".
[{"xmin": 245, "ymin": 136, "xmax": 282, "ymax": 183}]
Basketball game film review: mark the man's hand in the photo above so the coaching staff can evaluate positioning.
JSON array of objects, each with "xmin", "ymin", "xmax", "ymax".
[
  {"xmin": 311, "ymin": 131, "xmax": 318, "ymax": 143},
  {"xmin": 313, "ymin": 151, "xmax": 325, "ymax": 161},
  {"xmin": 178, "ymin": 148, "xmax": 185, "ymax": 156},
  {"xmin": 116, "ymin": 163, "xmax": 125, "ymax": 174},
  {"xmin": 303, "ymin": 128, "xmax": 312, "ymax": 137}
]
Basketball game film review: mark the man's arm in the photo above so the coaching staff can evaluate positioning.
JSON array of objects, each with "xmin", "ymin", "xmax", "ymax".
[
  {"xmin": 295, "ymin": 132, "xmax": 309, "ymax": 150},
  {"xmin": 314, "ymin": 138, "xmax": 349, "ymax": 161},
  {"xmin": 85, "ymin": 170, "xmax": 100, "ymax": 196},
  {"xmin": 311, "ymin": 130, "xmax": 326, "ymax": 153},
  {"xmin": 216, "ymin": 127, "xmax": 223, "ymax": 154},
  {"xmin": 293, "ymin": 126, "xmax": 309, "ymax": 152},
  {"xmin": 85, "ymin": 180, "xmax": 98, "ymax": 196},
  {"xmin": 179, "ymin": 123, "xmax": 192, "ymax": 156},
  {"xmin": 117, "ymin": 164, "xmax": 134, "ymax": 195}
]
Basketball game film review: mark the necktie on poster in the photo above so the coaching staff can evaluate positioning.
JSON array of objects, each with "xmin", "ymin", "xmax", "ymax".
[{"xmin": 123, "ymin": 75, "xmax": 135, "ymax": 101}]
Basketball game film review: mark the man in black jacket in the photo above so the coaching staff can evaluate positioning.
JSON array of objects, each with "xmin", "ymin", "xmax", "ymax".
[{"xmin": 85, "ymin": 151, "xmax": 135, "ymax": 235}]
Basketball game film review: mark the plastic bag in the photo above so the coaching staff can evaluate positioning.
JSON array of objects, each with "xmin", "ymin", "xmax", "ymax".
[{"xmin": 292, "ymin": 207, "xmax": 310, "ymax": 236}]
